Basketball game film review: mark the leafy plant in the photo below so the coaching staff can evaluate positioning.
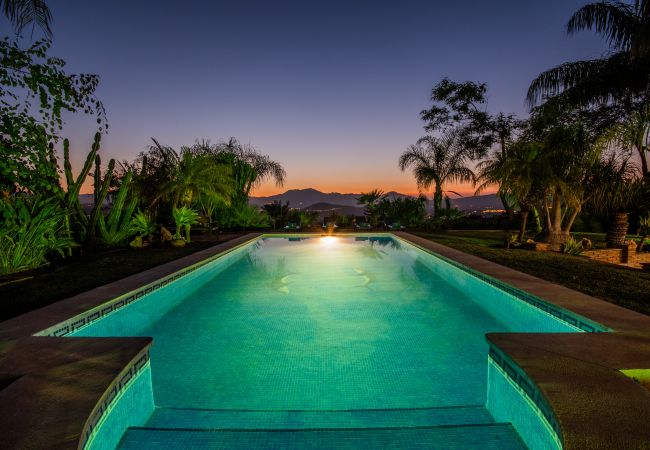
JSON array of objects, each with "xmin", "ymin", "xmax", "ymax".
[
  {"xmin": 97, "ymin": 170, "xmax": 138, "ymax": 247},
  {"xmin": 0, "ymin": 38, "xmax": 106, "ymax": 195},
  {"xmin": 504, "ymin": 233, "xmax": 519, "ymax": 249},
  {"xmin": 562, "ymin": 236, "xmax": 584, "ymax": 255},
  {"xmin": 235, "ymin": 205, "xmax": 270, "ymax": 229},
  {"xmin": 172, "ymin": 206, "xmax": 199, "ymax": 242},
  {"xmin": 0, "ymin": 195, "xmax": 76, "ymax": 275},
  {"xmin": 130, "ymin": 210, "xmax": 157, "ymax": 240}
]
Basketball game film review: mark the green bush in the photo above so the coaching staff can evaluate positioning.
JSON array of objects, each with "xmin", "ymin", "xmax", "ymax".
[
  {"xmin": 172, "ymin": 206, "xmax": 199, "ymax": 242},
  {"xmin": 562, "ymin": 236, "xmax": 584, "ymax": 255},
  {"xmin": 130, "ymin": 210, "xmax": 157, "ymax": 240},
  {"xmin": 0, "ymin": 196, "xmax": 77, "ymax": 275}
]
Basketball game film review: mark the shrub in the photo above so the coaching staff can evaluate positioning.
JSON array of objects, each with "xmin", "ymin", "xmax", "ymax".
[
  {"xmin": 130, "ymin": 210, "xmax": 157, "ymax": 240},
  {"xmin": 0, "ymin": 196, "xmax": 77, "ymax": 275},
  {"xmin": 562, "ymin": 236, "xmax": 584, "ymax": 255},
  {"xmin": 172, "ymin": 206, "xmax": 199, "ymax": 242}
]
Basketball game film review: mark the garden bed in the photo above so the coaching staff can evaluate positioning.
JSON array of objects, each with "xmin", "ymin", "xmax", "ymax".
[{"xmin": 0, "ymin": 233, "xmax": 245, "ymax": 322}]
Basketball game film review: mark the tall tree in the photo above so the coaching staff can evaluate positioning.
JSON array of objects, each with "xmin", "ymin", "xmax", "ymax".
[
  {"xmin": 476, "ymin": 139, "xmax": 546, "ymax": 242},
  {"xmin": 356, "ymin": 189, "xmax": 386, "ymax": 226},
  {"xmin": 420, "ymin": 78, "xmax": 522, "ymax": 214},
  {"xmin": 527, "ymin": 0, "xmax": 650, "ymax": 176},
  {"xmin": 0, "ymin": 38, "xmax": 105, "ymax": 195},
  {"xmin": 399, "ymin": 130, "xmax": 475, "ymax": 215}
]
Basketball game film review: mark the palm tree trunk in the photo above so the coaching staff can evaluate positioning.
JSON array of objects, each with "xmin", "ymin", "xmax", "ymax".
[
  {"xmin": 531, "ymin": 207, "xmax": 542, "ymax": 233},
  {"xmin": 499, "ymin": 193, "xmax": 513, "ymax": 221},
  {"xmin": 638, "ymin": 145, "xmax": 648, "ymax": 178},
  {"xmin": 518, "ymin": 209, "xmax": 529, "ymax": 243},
  {"xmin": 606, "ymin": 212, "xmax": 629, "ymax": 248},
  {"xmin": 433, "ymin": 184, "xmax": 443, "ymax": 217}
]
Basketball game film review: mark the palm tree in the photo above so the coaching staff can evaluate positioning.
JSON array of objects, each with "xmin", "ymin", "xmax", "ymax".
[
  {"xmin": 1, "ymin": 0, "xmax": 52, "ymax": 36},
  {"xmin": 399, "ymin": 130, "xmax": 475, "ymax": 216},
  {"xmin": 610, "ymin": 106, "xmax": 650, "ymax": 177},
  {"xmin": 533, "ymin": 122, "xmax": 605, "ymax": 246},
  {"xmin": 588, "ymin": 152, "xmax": 648, "ymax": 246},
  {"xmin": 527, "ymin": 0, "xmax": 650, "ymax": 176},
  {"xmin": 356, "ymin": 189, "xmax": 386, "ymax": 226},
  {"xmin": 144, "ymin": 139, "xmax": 234, "ymax": 211},
  {"xmin": 476, "ymin": 140, "xmax": 546, "ymax": 242},
  {"xmin": 218, "ymin": 138, "xmax": 286, "ymax": 206},
  {"xmin": 262, "ymin": 200, "xmax": 289, "ymax": 230},
  {"xmin": 528, "ymin": 0, "xmax": 650, "ymax": 106}
]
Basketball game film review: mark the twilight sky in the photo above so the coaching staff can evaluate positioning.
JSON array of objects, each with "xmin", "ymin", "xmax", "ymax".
[{"xmin": 19, "ymin": 1, "xmax": 607, "ymax": 196}]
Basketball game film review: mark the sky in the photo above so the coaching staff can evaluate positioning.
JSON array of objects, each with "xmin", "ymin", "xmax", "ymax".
[{"xmin": 8, "ymin": 1, "xmax": 607, "ymax": 196}]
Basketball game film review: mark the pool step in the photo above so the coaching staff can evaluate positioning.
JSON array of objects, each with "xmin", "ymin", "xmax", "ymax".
[
  {"xmin": 145, "ymin": 405, "xmax": 494, "ymax": 430},
  {"xmin": 117, "ymin": 423, "xmax": 527, "ymax": 449}
]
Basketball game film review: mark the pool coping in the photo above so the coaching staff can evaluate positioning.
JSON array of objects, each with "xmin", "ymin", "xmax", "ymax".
[
  {"xmin": 1, "ymin": 231, "xmax": 649, "ymax": 449},
  {"xmin": 394, "ymin": 232, "xmax": 650, "ymax": 449},
  {"xmin": 0, "ymin": 233, "xmax": 261, "ymax": 450}
]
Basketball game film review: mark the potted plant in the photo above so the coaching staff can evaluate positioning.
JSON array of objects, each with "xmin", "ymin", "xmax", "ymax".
[{"xmin": 171, "ymin": 206, "xmax": 199, "ymax": 248}]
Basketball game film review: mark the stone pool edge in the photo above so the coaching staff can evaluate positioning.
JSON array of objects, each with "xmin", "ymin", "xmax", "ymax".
[
  {"xmin": 0, "ymin": 233, "xmax": 261, "ymax": 450},
  {"xmin": 395, "ymin": 231, "xmax": 650, "ymax": 449},
  {"xmin": 1, "ymin": 231, "xmax": 649, "ymax": 449}
]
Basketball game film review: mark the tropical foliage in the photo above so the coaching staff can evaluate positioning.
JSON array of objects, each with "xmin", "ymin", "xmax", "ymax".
[
  {"xmin": 399, "ymin": 130, "xmax": 474, "ymax": 215},
  {"xmin": 0, "ymin": 195, "xmax": 75, "ymax": 274},
  {"xmin": 172, "ymin": 206, "xmax": 199, "ymax": 242}
]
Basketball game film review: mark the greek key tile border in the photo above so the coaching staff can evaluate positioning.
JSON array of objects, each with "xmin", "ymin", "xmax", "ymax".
[
  {"xmin": 35, "ymin": 236, "xmax": 261, "ymax": 337},
  {"xmin": 488, "ymin": 344, "xmax": 563, "ymax": 447},
  {"xmin": 394, "ymin": 236, "xmax": 608, "ymax": 333},
  {"xmin": 79, "ymin": 351, "xmax": 150, "ymax": 450}
]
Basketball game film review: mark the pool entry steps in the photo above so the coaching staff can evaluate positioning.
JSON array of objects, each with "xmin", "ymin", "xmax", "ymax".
[{"xmin": 117, "ymin": 406, "xmax": 526, "ymax": 449}]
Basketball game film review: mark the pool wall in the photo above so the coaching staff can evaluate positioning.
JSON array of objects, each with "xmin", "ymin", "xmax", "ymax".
[
  {"xmin": 487, "ymin": 345, "xmax": 562, "ymax": 450},
  {"xmin": 83, "ymin": 361, "xmax": 154, "ymax": 450},
  {"xmin": 35, "ymin": 237, "xmax": 259, "ymax": 338}
]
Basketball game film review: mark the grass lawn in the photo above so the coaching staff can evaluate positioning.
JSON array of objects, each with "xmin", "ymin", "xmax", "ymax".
[
  {"xmin": 412, "ymin": 230, "xmax": 650, "ymax": 316},
  {"xmin": 0, "ymin": 235, "xmax": 239, "ymax": 322}
]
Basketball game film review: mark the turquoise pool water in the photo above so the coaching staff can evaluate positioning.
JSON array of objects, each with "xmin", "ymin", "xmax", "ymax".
[{"xmin": 71, "ymin": 235, "xmax": 580, "ymax": 449}]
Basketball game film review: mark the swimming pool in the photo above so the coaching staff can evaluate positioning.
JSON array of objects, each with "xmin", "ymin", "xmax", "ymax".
[{"xmin": 65, "ymin": 234, "xmax": 599, "ymax": 449}]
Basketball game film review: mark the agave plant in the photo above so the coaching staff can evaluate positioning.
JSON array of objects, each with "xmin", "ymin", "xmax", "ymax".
[
  {"xmin": 562, "ymin": 236, "xmax": 585, "ymax": 256},
  {"xmin": 130, "ymin": 209, "xmax": 157, "ymax": 240},
  {"xmin": 172, "ymin": 206, "xmax": 199, "ymax": 242},
  {"xmin": 0, "ymin": 195, "xmax": 77, "ymax": 275}
]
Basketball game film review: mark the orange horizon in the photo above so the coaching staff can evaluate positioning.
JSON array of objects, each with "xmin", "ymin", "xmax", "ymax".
[{"xmin": 251, "ymin": 182, "xmax": 496, "ymax": 198}]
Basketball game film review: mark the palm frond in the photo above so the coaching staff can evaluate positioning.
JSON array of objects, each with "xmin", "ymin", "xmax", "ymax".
[
  {"xmin": 1, "ymin": 0, "xmax": 52, "ymax": 37},
  {"xmin": 567, "ymin": 2, "xmax": 637, "ymax": 50}
]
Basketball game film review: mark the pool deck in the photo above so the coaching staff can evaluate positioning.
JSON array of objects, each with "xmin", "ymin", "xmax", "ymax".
[
  {"xmin": 394, "ymin": 232, "xmax": 650, "ymax": 450},
  {"xmin": 0, "ymin": 231, "xmax": 649, "ymax": 449}
]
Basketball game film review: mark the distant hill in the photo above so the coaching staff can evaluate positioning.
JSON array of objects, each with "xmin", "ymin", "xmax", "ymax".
[
  {"xmin": 249, "ymin": 188, "xmax": 411, "ymax": 208},
  {"xmin": 303, "ymin": 202, "xmax": 364, "ymax": 217},
  {"xmin": 250, "ymin": 188, "xmax": 501, "ymax": 213},
  {"xmin": 449, "ymin": 194, "xmax": 502, "ymax": 213}
]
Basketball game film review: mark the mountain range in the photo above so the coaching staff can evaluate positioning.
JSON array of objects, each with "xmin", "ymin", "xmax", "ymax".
[{"xmin": 250, "ymin": 188, "xmax": 502, "ymax": 213}]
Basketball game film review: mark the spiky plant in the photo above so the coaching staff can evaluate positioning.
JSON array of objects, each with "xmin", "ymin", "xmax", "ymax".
[
  {"xmin": 0, "ymin": 195, "xmax": 76, "ymax": 275},
  {"xmin": 172, "ymin": 206, "xmax": 199, "ymax": 242},
  {"xmin": 130, "ymin": 209, "xmax": 157, "ymax": 240}
]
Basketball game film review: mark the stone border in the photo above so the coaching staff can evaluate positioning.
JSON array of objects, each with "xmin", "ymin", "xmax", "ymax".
[
  {"xmin": 0, "ymin": 233, "xmax": 262, "ymax": 341},
  {"xmin": 80, "ymin": 351, "xmax": 150, "ymax": 449},
  {"xmin": 392, "ymin": 234, "xmax": 606, "ymax": 333},
  {"xmin": 36, "ymin": 236, "xmax": 260, "ymax": 338},
  {"xmin": 2, "ymin": 232, "xmax": 650, "ymax": 449},
  {"xmin": 394, "ymin": 232, "xmax": 650, "ymax": 449}
]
